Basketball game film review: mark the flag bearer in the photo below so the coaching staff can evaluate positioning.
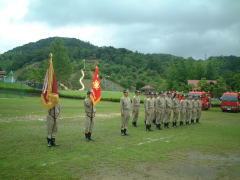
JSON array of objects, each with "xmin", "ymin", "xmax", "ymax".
[
  {"xmin": 84, "ymin": 90, "xmax": 96, "ymax": 141},
  {"xmin": 46, "ymin": 104, "xmax": 61, "ymax": 147}
]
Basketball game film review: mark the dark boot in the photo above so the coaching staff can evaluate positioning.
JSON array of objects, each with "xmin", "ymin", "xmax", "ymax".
[
  {"xmin": 156, "ymin": 124, "xmax": 160, "ymax": 130},
  {"xmin": 124, "ymin": 129, "xmax": 128, "ymax": 135},
  {"xmin": 146, "ymin": 125, "xmax": 152, "ymax": 131},
  {"xmin": 166, "ymin": 122, "xmax": 169, "ymax": 128},
  {"xmin": 180, "ymin": 121, "xmax": 183, "ymax": 126},
  {"xmin": 191, "ymin": 120, "xmax": 194, "ymax": 124},
  {"xmin": 132, "ymin": 122, "xmax": 137, "ymax": 127},
  {"xmin": 121, "ymin": 129, "xmax": 125, "ymax": 136},
  {"xmin": 163, "ymin": 123, "xmax": 166, "ymax": 128},
  {"xmin": 196, "ymin": 119, "xmax": 199, "ymax": 123},
  {"xmin": 174, "ymin": 122, "xmax": 177, "ymax": 127},
  {"xmin": 85, "ymin": 133, "xmax": 89, "ymax": 141},
  {"xmin": 88, "ymin": 132, "xmax": 93, "ymax": 141},
  {"xmin": 51, "ymin": 138, "xmax": 59, "ymax": 146},
  {"xmin": 186, "ymin": 121, "xmax": 190, "ymax": 125},
  {"xmin": 47, "ymin": 138, "xmax": 52, "ymax": 147},
  {"xmin": 153, "ymin": 119, "xmax": 156, "ymax": 124},
  {"xmin": 149, "ymin": 125, "xmax": 153, "ymax": 131}
]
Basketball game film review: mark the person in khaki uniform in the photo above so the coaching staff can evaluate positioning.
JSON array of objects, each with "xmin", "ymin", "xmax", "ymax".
[
  {"xmin": 164, "ymin": 91, "xmax": 172, "ymax": 128},
  {"xmin": 145, "ymin": 92, "xmax": 155, "ymax": 131},
  {"xmin": 144, "ymin": 92, "xmax": 151, "ymax": 125},
  {"xmin": 152, "ymin": 92, "xmax": 158, "ymax": 124},
  {"xmin": 84, "ymin": 91, "xmax": 96, "ymax": 141},
  {"xmin": 155, "ymin": 91, "xmax": 166, "ymax": 130},
  {"xmin": 155, "ymin": 92, "xmax": 161, "ymax": 129},
  {"xmin": 120, "ymin": 90, "xmax": 131, "ymax": 136},
  {"xmin": 191, "ymin": 96, "xmax": 198, "ymax": 124},
  {"xmin": 179, "ymin": 95, "xmax": 187, "ymax": 126},
  {"xmin": 190, "ymin": 97, "xmax": 196, "ymax": 124},
  {"xmin": 196, "ymin": 96, "xmax": 202, "ymax": 123},
  {"xmin": 186, "ymin": 96, "xmax": 193, "ymax": 125},
  {"xmin": 46, "ymin": 104, "xmax": 61, "ymax": 147},
  {"xmin": 172, "ymin": 94, "xmax": 180, "ymax": 127},
  {"xmin": 160, "ymin": 92, "xmax": 167, "ymax": 128},
  {"xmin": 132, "ymin": 90, "xmax": 141, "ymax": 127}
]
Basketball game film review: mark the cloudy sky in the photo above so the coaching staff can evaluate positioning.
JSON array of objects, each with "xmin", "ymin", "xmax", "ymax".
[{"xmin": 0, "ymin": 0, "xmax": 240, "ymax": 59}]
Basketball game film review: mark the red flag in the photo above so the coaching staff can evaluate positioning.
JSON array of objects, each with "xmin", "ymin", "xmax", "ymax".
[
  {"xmin": 90, "ymin": 66, "xmax": 101, "ymax": 105},
  {"xmin": 41, "ymin": 53, "xmax": 59, "ymax": 109}
]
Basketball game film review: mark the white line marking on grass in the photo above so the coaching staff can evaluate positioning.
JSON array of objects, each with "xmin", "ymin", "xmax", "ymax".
[
  {"xmin": 0, "ymin": 98, "xmax": 15, "ymax": 99},
  {"xmin": 41, "ymin": 161, "xmax": 59, "ymax": 167},
  {"xmin": 137, "ymin": 137, "xmax": 171, "ymax": 146}
]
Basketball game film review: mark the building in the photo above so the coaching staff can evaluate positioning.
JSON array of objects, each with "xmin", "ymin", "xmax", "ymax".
[
  {"xmin": 188, "ymin": 80, "xmax": 217, "ymax": 90},
  {"xmin": 0, "ymin": 71, "xmax": 7, "ymax": 81},
  {"xmin": 140, "ymin": 85, "xmax": 155, "ymax": 93},
  {"xmin": 3, "ymin": 71, "xmax": 16, "ymax": 83}
]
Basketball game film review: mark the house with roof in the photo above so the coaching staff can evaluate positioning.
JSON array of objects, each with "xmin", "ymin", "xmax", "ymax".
[
  {"xmin": 188, "ymin": 80, "xmax": 217, "ymax": 90},
  {"xmin": 0, "ymin": 71, "xmax": 7, "ymax": 81}
]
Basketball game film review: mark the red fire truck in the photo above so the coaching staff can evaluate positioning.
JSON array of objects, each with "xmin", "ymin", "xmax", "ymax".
[
  {"xmin": 220, "ymin": 92, "xmax": 240, "ymax": 112},
  {"xmin": 188, "ymin": 91, "xmax": 211, "ymax": 110}
]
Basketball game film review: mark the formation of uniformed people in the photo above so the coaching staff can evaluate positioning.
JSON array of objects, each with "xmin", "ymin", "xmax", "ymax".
[
  {"xmin": 119, "ymin": 89, "xmax": 202, "ymax": 136},
  {"xmin": 45, "ymin": 89, "xmax": 202, "ymax": 146}
]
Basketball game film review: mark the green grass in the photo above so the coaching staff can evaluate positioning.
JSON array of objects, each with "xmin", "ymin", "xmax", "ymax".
[
  {"xmin": 0, "ymin": 81, "xmax": 33, "ymax": 90},
  {"xmin": 0, "ymin": 93, "xmax": 240, "ymax": 179},
  {"xmin": 0, "ymin": 81, "xmax": 41, "ymax": 95},
  {"xmin": 59, "ymin": 90, "xmax": 147, "ymax": 102}
]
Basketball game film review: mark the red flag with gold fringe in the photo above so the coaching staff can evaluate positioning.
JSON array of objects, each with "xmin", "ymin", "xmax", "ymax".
[
  {"xmin": 41, "ymin": 53, "xmax": 59, "ymax": 109},
  {"xmin": 90, "ymin": 66, "xmax": 101, "ymax": 105}
]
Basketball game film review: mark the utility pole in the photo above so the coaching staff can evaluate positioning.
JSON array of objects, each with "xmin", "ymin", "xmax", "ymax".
[{"xmin": 83, "ymin": 59, "xmax": 86, "ymax": 70}]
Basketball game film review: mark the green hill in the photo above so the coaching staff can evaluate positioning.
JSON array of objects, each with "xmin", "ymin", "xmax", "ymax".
[{"xmin": 0, "ymin": 37, "xmax": 240, "ymax": 92}]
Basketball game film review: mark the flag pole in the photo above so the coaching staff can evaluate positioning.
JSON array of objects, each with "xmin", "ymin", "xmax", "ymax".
[{"xmin": 91, "ymin": 100, "xmax": 93, "ymax": 122}]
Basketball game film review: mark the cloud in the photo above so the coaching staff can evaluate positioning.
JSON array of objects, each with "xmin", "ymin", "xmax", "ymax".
[{"xmin": 1, "ymin": 0, "xmax": 240, "ymax": 58}]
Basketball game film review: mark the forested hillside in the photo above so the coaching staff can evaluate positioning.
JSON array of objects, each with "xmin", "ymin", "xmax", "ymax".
[{"xmin": 0, "ymin": 37, "xmax": 239, "ymax": 92}]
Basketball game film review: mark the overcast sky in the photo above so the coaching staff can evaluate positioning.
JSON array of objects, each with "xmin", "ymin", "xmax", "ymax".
[{"xmin": 0, "ymin": 0, "xmax": 240, "ymax": 59}]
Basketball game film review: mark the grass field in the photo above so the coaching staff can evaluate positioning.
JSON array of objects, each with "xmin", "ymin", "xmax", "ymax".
[{"xmin": 0, "ymin": 93, "xmax": 240, "ymax": 179}]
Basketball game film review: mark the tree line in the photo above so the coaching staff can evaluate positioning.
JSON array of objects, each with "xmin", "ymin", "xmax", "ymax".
[{"xmin": 0, "ymin": 37, "xmax": 239, "ymax": 96}]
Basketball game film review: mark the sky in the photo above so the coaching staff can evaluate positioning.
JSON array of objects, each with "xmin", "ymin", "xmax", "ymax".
[{"xmin": 0, "ymin": 0, "xmax": 240, "ymax": 59}]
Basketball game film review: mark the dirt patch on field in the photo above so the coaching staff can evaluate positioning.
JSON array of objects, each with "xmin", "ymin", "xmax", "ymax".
[{"xmin": 84, "ymin": 151, "xmax": 240, "ymax": 180}]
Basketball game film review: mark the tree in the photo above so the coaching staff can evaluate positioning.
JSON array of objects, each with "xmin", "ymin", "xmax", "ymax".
[
  {"xmin": 50, "ymin": 39, "xmax": 72, "ymax": 84},
  {"xmin": 205, "ymin": 62, "xmax": 217, "ymax": 80},
  {"xmin": 198, "ymin": 78, "xmax": 211, "ymax": 92},
  {"xmin": 195, "ymin": 62, "xmax": 205, "ymax": 79},
  {"xmin": 211, "ymin": 77, "xmax": 227, "ymax": 97},
  {"xmin": 230, "ymin": 73, "xmax": 240, "ymax": 91},
  {"xmin": 136, "ymin": 81, "xmax": 145, "ymax": 90}
]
